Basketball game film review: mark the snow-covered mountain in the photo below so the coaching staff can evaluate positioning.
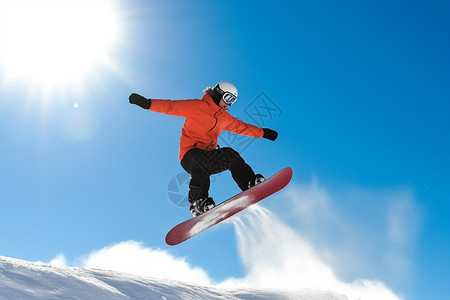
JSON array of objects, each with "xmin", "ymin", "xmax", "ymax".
[{"xmin": 0, "ymin": 255, "xmax": 346, "ymax": 300}]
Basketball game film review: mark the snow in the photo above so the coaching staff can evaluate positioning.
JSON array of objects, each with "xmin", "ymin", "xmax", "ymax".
[{"xmin": 0, "ymin": 255, "xmax": 347, "ymax": 300}]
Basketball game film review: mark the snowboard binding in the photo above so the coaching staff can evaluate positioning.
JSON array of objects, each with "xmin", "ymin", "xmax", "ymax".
[
  {"xmin": 248, "ymin": 174, "xmax": 266, "ymax": 189},
  {"xmin": 189, "ymin": 197, "xmax": 216, "ymax": 217}
]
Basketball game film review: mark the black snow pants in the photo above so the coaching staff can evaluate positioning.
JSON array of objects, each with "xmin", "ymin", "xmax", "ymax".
[{"xmin": 180, "ymin": 147, "xmax": 256, "ymax": 202}]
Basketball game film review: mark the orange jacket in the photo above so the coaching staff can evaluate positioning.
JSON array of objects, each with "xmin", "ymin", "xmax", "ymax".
[{"xmin": 149, "ymin": 93, "xmax": 264, "ymax": 161}]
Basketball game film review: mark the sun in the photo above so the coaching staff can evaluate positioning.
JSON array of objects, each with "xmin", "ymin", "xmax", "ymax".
[{"xmin": 0, "ymin": 0, "xmax": 123, "ymax": 95}]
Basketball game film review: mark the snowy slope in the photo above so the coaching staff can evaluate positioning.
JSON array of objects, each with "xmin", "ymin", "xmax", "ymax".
[{"xmin": 0, "ymin": 256, "xmax": 347, "ymax": 300}]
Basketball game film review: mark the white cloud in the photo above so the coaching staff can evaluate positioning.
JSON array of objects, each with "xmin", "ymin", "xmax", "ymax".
[
  {"xmin": 79, "ymin": 241, "xmax": 212, "ymax": 286},
  {"xmin": 48, "ymin": 254, "xmax": 68, "ymax": 267},
  {"xmin": 44, "ymin": 241, "xmax": 212, "ymax": 286}
]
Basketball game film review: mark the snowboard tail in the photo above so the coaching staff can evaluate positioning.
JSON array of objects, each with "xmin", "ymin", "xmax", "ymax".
[{"xmin": 165, "ymin": 167, "xmax": 293, "ymax": 246}]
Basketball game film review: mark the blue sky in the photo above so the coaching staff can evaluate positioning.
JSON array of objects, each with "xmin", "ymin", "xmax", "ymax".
[{"xmin": 0, "ymin": 1, "xmax": 449, "ymax": 299}]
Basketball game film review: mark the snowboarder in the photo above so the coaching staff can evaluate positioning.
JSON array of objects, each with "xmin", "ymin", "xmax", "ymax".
[{"xmin": 129, "ymin": 81, "xmax": 278, "ymax": 217}]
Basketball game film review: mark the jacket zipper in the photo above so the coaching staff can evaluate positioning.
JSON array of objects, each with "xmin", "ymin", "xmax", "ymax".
[{"xmin": 207, "ymin": 108, "xmax": 223, "ymax": 148}]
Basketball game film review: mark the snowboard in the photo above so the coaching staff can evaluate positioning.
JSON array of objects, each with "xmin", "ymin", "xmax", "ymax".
[{"xmin": 165, "ymin": 167, "xmax": 293, "ymax": 246}]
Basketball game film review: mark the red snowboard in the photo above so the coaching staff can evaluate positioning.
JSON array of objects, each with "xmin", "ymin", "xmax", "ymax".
[{"xmin": 165, "ymin": 167, "xmax": 293, "ymax": 246}]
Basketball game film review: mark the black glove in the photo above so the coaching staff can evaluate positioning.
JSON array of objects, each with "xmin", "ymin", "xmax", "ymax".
[
  {"xmin": 129, "ymin": 93, "xmax": 151, "ymax": 109},
  {"xmin": 263, "ymin": 128, "xmax": 278, "ymax": 141}
]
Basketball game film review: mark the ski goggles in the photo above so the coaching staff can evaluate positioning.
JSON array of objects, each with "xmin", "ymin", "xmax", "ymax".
[{"xmin": 222, "ymin": 92, "xmax": 237, "ymax": 106}]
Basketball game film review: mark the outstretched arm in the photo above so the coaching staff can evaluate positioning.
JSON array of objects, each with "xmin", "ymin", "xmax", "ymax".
[
  {"xmin": 225, "ymin": 116, "xmax": 263, "ymax": 138},
  {"xmin": 225, "ymin": 115, "xmax": 278, "ymax": 141},
  {"xmin": 128, "ymin": 93, "xmax": 196, "ymax": 117}
]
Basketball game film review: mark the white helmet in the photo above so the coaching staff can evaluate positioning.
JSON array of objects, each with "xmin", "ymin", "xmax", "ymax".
[{"xmin": 214, "ymin": 81, "xmax": 238, "ymax": 105}]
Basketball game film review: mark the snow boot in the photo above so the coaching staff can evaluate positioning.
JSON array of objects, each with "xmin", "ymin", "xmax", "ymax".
[
  {"xmin": 189, "ymin": 197, "xmax": 216, "ymax": 217},
  {"xmin": 248, "ymin": 174, "xmax": 266, "ymax": 189}
]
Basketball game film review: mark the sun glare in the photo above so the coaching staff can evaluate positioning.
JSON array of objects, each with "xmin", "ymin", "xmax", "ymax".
[{"xmin": 0, "ymin": 0, "xmax": 122, "ymax": 94}]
